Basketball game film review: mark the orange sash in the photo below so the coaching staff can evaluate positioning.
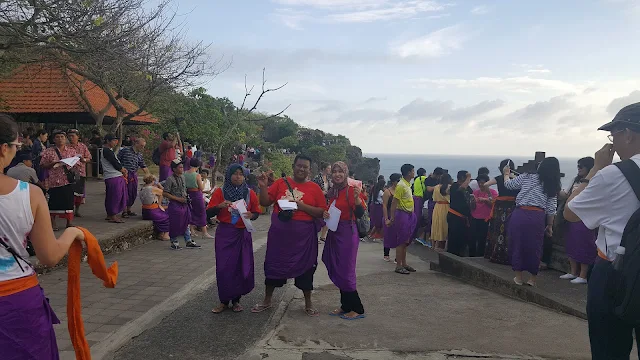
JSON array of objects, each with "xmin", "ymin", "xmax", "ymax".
[
  {"xmin": 520, "ymin": 206, "xmax": 543, "ymax": 212},
  {"xmin": 0, "ymin": 273, "xmax": 39, "ymax": 297},
  {"xmin": 187, "ymin": 188, "xmax": 200, "ymax": 192},
  {"xmin": 142, "ymin": 203, "xmax": 159, "ymax": 210},
  {"xmin": 448, "ymin": 208, "xmax": 466, "ymax": 218},
  {"xmin": 487, "ymin": 196, "xmax": 516, "ymax": 222},
  {"xmin": 436, "ymin": 201, "xmax": 449, "ymax": 205},
  {"xmin": 598, "ymin": 249, "xmax": 610, "ymax": 262},
  {"xmin": 68, "ymin": 227, "xmax": 119, "ymax": 360}
]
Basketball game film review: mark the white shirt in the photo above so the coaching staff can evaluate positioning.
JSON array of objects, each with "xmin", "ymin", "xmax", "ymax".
[
  {"xmin": 0, "ymin": 181, "xmax": 35, "ymax": 282},
  {"xmin": 376, "ymin": 190, "xmax": 383, "ymax": 204},
  {"xmin": 505, "ymin": 173, "xmax": 558, "ymax": 215},
  {"xmin": 568, "ymin": 154, "xmax": 640, "ymax": 261},
  {"xmin": 469, "ymin": 180, "xmax": 480, "ymax": 192}
]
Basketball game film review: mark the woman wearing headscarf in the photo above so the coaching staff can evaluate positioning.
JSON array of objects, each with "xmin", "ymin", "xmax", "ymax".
[
  {"xmin": 322, "ymin": 161, "xmax": 366, "ymax": 320},
  {"xmin": 207, "ymin": 164, "xmax": 260, "ymax": 313}
]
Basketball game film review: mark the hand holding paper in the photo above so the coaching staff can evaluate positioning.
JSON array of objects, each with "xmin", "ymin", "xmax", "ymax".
[
  {"xmin": 60, "ymin": 156, "xmax": 80, "ymax": 167},
  {"xmin": 326, "ymin": 200, "xmax": 341, "ymax": 232},
  {"xmin": 232, "ymin": 200, "xmax": 255, "ymax": 232},
  {"xmin": 277, "ymin": 199, "xmax": 298, "ymax": 211}
]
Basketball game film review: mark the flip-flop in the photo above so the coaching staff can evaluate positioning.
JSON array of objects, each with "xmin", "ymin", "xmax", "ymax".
[
  {"xmin": 329, "ymin": 309, "xmax": 345, "ymax": 317},
  {"xmin": 250, "ymin": 303, "xmax": 272, "ymax": 313},
  {"xmin": 340, "ymin": 313, "xmax": 366, "ymax": 320},
  {"xmin": 395, "ymin": 268, "xmax": 410, "ymax": 275},
  {"xmin": 305, "ymin": 308, "xmax": 320, "ymax": 317},
  {"xmin": 211, "ymin": 305, "xmax": 228, "ymax": 314},
  {"xmin": 108, "ymin": 219, "xmax": 125, "ymax": 224},
  {"xmin": 232, "ymin": 304, "xmax": 244, "ymax": 313}
]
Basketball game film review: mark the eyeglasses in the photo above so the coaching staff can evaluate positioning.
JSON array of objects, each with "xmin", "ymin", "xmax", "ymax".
[
  {"xmin": 6, "ymin": 142, "xmax": 22, "ymax": 150},
  {"xmin": 608, "ymin": 129, "xmax": 625, "ymax": 142}
]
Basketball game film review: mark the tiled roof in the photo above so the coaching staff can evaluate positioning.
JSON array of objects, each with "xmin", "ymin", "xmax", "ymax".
[{"xmin": 0, "ymin": 63, "xmax": 158, "ymax": 124}]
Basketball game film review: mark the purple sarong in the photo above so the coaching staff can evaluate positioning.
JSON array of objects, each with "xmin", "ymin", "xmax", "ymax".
[
  {"xmin": 565, "ymin": 221, "xmax": 597, "ymax": 265},
  {"xmin": 104, "ymin": 176, "xmax": 128, "ymax": 216},
  {"xmin": 168, "ymin": 200, "xmax": 191, "ymax": 238},
  {"xmin": 508, "ymin": 207, "xmax": 546, "ymax": 275},
  {"xmin": 215, "ymin": 223, "xmax": 255, "ymax": 303},
  {"xmin": 0, "ymin": 285, "xmax": 60, "ymax": 360},
  {"xmin": 188, "ymin": 189, "xmax": 207, "ymax": 227},
  {"xmin": 413, "ymin": 196, "xmax": 425, "ymax": 219},
  {"xmin": 369, "ymin": 203, "xmax": 384, "ymax": 230},
  {"xmin": 384, "ymin": 210, "xmax": 417, "ymax": 249},
  {"xmin": 264, "ymin": 212, "xmax": 321, "ymax": 280},
  {"xmin": 159, "ymin": 165, "xmax": 172, "ymax": 182},
  {"xmin": 126, "ymin": 171, "xmax": 138, "ymax": 207},
  {"xmin": 142, "ymin": 206, "xmax": 170, "ymax": 233},
  {"xmin": 322, "ymin": 220, "xmax": 359, "ymax": 292}
]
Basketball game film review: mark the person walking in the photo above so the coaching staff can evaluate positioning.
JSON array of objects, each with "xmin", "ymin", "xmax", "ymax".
[
  {"xmin": 503, "ymin": 157, "xmax": 560, "ymax": 286},
  {"xmin": 163, "ymin": 160, "xmax": 201, "ymax": 250},
  {"xmin": 101, "ymin": 134, "xmax": 128, "ymax": 224},
  {"xmin": 208, "ymin": 164, "xmax": 260, "ymax": 313},
  {"xmin": 67, "ymin": 129, "xmax": 92, "ymax": 218},
  {"xmin": 387, "ymin": 164, "xmax": 417, "ymax": 274},
  {"xmin": 564, "ymin": 103, "xmax": 640, "ymax": 359},
  {"xmin": 117, "ymin": 138, "xmax": 150, "ymax": 218},
  {"xmin": 252, "ymin": 155, "xmax": 326, "ymax": 316},
  {"xmin": 322, "ymin": 161, "xmax": 366, "ymax": 320}
]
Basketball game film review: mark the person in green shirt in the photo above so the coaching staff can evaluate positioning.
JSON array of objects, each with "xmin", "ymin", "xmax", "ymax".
[{"xmin": 387, "ymin": 164, "xmax": 417, "ymax": 275}]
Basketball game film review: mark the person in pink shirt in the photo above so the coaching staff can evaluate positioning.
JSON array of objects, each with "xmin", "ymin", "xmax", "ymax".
[{"xmin": 470, "ymin": 174, "xmax": 497, "ymax": 257}]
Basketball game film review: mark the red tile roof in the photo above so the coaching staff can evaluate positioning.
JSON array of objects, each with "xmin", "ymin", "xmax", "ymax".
[{"xmin": 0, "ymin": 63, "xmax": 158, "ymax": 124}]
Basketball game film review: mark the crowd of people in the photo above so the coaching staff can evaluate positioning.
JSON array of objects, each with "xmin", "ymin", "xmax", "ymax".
[{"xmin": 1, "ymin": 100, "xmax": 640, "ymax": 359}]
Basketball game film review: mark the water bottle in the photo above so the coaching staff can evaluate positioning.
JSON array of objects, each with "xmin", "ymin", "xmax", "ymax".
[
  {"xmin": 612, "ymin": 246, "xmax": 626, "ymax": 271},
  {"xmin": 231, "ymin": 211, "xmax": 240, "ymax": 225}
]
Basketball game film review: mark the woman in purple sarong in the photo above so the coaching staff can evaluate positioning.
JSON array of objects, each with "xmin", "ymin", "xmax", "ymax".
[
  {"xmin": 0, "ymin": 114, "xmax": 86, "ymax": 359},
  {"xmin": 101, "ymin": 134, "xmax": 128, "ymax": 224},
  {"xmin": 208, "ymin": 164, "xmax": 261, "ymax": 313},
  {"xmin": 558, "ymin": 157, "xmax": 597, "ymax": 284},
  {"xmin": 140, "ymin": 175, "xmax": 170, "ymax": 240},
  {"xmin": 382, "ymin": 173, "xmax": 402, "ymax": 261},
  {"xmin": 252, "ymin": 155, "xmax": 327, "ymax": 316},
  {"xmin": 163, "ymin": 161, "xmax": 201, "ymax": 250},
  {"xmin": 503, "ymin": 157, "xmax": 560, "ymax": 286},
  {"xmin": 322, "ymin": 161, "xmax": 367, "ymax": 320},
  {"xmin": 185, "ymin": 158, "xmax": 214, "ymax": 239}
]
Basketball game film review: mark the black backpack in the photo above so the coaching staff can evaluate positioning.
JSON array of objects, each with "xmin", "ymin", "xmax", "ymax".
[
  {"xmin": 152, "ymin": 147, "xmax": 161, "ymax": 165},
  {"xmin": 611, "ymin": 159, "xmax": 640, "ymax": 325}
]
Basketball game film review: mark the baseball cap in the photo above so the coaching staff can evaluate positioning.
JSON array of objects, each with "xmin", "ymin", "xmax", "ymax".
[
  {"xmin": 67, "ymin": 129, "xmax": 80, "ymax": 136},
  {"xmin": 599, "ymin": 102, "xmax": 640, "ymax": 131},
  {"xmin": 103, "ymin": 133, "xmax": 117, "ymax": 142},
  {"xmin": 16, "ymin": 150, "xmax": 33, "ymax": 163},
  {"xmin": 51, "ymin": 129, "xmax": 66, "ymax": 137}
]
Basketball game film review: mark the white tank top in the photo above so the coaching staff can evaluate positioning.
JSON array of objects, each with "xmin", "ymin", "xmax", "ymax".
[{"xmin": 0, "ymin": 181, "xmax": 35, "ymax": 281}]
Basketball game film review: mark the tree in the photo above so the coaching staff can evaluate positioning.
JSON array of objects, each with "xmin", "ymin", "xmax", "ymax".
[{"xmin": 277, "ymin": 135, "xmax": 298, "ymax": 151}]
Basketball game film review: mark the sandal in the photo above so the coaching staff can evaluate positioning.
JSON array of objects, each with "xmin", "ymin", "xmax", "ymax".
[
  {"xmin": 395, "ymin": 267, "xmax": 410, "ymax": 275},
  {"xmin": 250, "ymin": 303, "xmax": 272, "ymax": 313},
  {"xmin": 108, "ymin": 219, "xmax": 126, "ymax": 224},
  {"xmin": 340, "ymin": 313, "xmax": 366, "ymax": 320},
  {"xmin": 127, "ymin": 211, "xmax": 138, "ymax": 217},
  {"xmin": 305, "ymin": 308, "xmax": 320, "ymax": 317},
  {"xmin": 404, "ymin": 266, "xmax": 416, "ymax": 273},
  {"xmin": 526, "ymin": 280, "xmax": 536, "ymax": 287},
  {"xmin": 211, "ymin": 304, "xmax": 228, "ymax": 314},
  {"xmin": 232, "ymin": 303, "xmax": 244, "ymax": 313},
  {"xmin": 329, "ymin": 308, "xmax": 345, "ymax": 316},
  {"xmin": 513, "ymin": 277, "xmax": 524, "ymax": 286}
]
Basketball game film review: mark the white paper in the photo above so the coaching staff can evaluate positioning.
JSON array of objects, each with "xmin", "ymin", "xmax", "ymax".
[
  {"xmin": 277, "ymin": 199, "xmax": 298, "ymax": 211},
  {"xmin": 60, "ymin": 156, "xmax": 80, "ymax": 167},
  {"xmin": 326, "ymin": 201, "xmax": 341, "ymax": 232},
  {"xmin": 232, "ymin": 200, "xmax": 255, "ymax": 233}
]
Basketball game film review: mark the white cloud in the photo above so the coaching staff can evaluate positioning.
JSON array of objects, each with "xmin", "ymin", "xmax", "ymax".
[
  {"xmin": 409, "ymin": 76, "xmax": 580, "ymax": 94},
  {"xmin": 397, "ymin": 99, "xmax": 454, "ymax": 119},
  {"xmin": 607, "ymin": 90, "xmax": 640, "ymax": 115},
  {"xmin": 328, "ymin": 1, "xmax": 447, "ymax": 23},
  {"xmin": 391, "ymin": 25, "xmax": 469, "ymax": 58},
  {"xmin": 527, "ymin": 69, "xmax": 552, "ymax": 74},
  {"xmin": 272, "ymin": 8, "xmax": 309, "ymax": 29},
  {"xmin": 471, "ymin": 5, "xmax": 490, "ymax": 15}
]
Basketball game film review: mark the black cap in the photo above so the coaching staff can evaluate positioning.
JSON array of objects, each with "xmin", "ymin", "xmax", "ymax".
[
  {"xmin": 67, "ymin": 129, "xmax": 80, "ymax": 135},
  {"xmin": 51, "ymin": 129, "xmax": 66, "ymax": 137},
  {"xmin": 599, "ymin": 102, "xmax": 640, "ymax": 131},
  {"xmin": 103, "ymin": 133, "xmax": 117, "ymax": 142},
  {"xmin": 16, "ymin": 150, "xmax": 33, "ymax": 163}
]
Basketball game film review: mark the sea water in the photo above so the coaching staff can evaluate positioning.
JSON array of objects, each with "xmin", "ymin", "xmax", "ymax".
[{"xmin": 367, "ymin": 154, "xmax": 580, "ymax": 190}]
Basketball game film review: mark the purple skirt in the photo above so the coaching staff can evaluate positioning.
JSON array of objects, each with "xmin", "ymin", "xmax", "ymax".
[
  {"xmin": 508, "ymin": 207, "xmax": 546, "ymax": 275},
  {"xmin": 126, "ymin": 171, "xmax": 138, "ymax": 207},
  {"xmin": 384, "ymin": 210, "xmax": 417, "ymax": 249},
  {"xmin": 264, "ymin": 212, "xmax": 321, "ymax": 280},
  {"xmin": 413, "ymin": 196, "xmax": 425, "ymax": 219},
  {"xmin": 565, "ymin": 221, "xmax": 597, "ymax": 265},
  {"xmin": 142, "ymin": 206, "xmax": 170, "ymax": 233},
  {"xmin": 322, "ymin": 221, "xmax": 359, "ymax": 292},
  {"xmin": 0, "ymin": 285, "xmax": 60, "ymax": 360},
  {"xmin": 159, "ymin": 165, "xmax": 172, "ymax": 182},
  {"xmin": 188, "ymin": 189, "xmax": 207, "ymax": 227},
  {"xmin": 215, "ymin": 223, "xmax": 255, "ymax": 303},
  {"xmin": 168, "ymin": 200, "xmax": 191, "ymax": 238},
  {"xmin": 104, "ymin": 176, "xmax": 128, "ymax": 216},
  {"xmin": 369, "ymin": 203, "xmax": 384, "ymax": 230}
]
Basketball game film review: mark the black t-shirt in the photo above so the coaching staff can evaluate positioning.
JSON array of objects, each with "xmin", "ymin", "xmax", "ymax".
[
  {"xmin": 423, "ymin": 176, "xmax": 439, "ymax": 201},
  {"xmin": 449, "ymin": 182, "xmax": 471, "ymax": 217},
  {"xmin": 495, "ymin": 175, "xmax": 520, "ymax": 197}
]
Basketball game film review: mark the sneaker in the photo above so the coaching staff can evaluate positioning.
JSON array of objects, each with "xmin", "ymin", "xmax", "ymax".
[
  {"xmin": 383, "ymin": 256, "xmax": 391, "ymax": 262},
  {"xmin": 185, "ymin": 241, "xmax": 202, "ymax": 249},
  {"xmin": 559, "ymin": 273, "xmax": 577, "ymax": 280},
  {"xmin": 170, "ymin": 243, "xmax": 182, "ymax": 250},
  {"xmin": 415, "ymin": 238, "xmax": 428, "ymax": 246},
  {"xmin": 570, "ymin": 277, "xmax": 587, "ymax": 284}
]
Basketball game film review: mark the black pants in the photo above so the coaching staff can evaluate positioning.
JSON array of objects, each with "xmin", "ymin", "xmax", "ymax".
[
  {"xmin": 469, "ymin": 218, "xmax": 489, "ymax": 257},
  {"xmin": 587, "ymin": 260, "xmax": 640, "ymax": 359},
  {"xmin": 265, "ymin": 265, "xmax": 316, "ymax": 291},
  {"xmin": 541, "ymin": 233, "xmax": 553, "ymax": 264},
  {"xmin": 340, "ymin": 290, "xmax": 364, "ymax": 314},
  {"xmin": 222, "ymin": 297, "xmax": 241, "ymax": 306},
  {"xmin": 447, "ymin": 214, "xmax": 468, "ymax": 257},
  {"xmin": 384, "ymin": 247, "xmax": 390, "ymax": 257}
]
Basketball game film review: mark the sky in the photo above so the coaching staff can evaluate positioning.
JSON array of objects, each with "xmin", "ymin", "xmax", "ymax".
[{"xmin": 170, "ymin": 0, "xmax": 640, "ymax": 157}]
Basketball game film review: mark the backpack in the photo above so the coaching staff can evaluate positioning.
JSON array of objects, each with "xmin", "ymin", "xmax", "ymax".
[
  {"xmin": 152, "ymin": 147, "xmax": 161, "ymax": 165},
  {"xmin": 611, "ymin": 159, "xmax": 640, "ymax": 325}
]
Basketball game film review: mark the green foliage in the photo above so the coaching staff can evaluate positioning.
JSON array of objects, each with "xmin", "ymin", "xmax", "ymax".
[
  {"xmin": 277, "ymin": 135, "xmax": 298, "ymax": 150},
  {"xmin": 264, "ymin": 151, "xmax": 293, "ymax": 177},
  {"xmin": 261, "ymin": 116, "xmax": 299, "ymax": 143}
]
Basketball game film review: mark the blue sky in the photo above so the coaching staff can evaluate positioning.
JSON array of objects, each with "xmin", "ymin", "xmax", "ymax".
[{"xmin": 173, "ymin": 0, "xmax": 640, "ymax": 156}]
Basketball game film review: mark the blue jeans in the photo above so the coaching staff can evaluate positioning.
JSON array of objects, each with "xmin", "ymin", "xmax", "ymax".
[{"xmin": 170, "ymin": 226, "xmax": 192, "ymax": 245}]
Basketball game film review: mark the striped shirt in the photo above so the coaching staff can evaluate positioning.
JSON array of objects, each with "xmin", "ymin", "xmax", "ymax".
[
  {"xmin": 505, "ymin": 173, "xmax": 558, "ymax": 215},
  {"xmin": 117, "ymin": 146, "xmax": 147, "ymax": 174}
]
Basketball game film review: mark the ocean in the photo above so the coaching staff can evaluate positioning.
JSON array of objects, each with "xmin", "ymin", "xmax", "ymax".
[{"xmin": 367, "ymin": 154, "xmax": 580, "ymax": 190}]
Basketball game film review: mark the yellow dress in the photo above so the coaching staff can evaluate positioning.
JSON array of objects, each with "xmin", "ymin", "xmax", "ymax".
[{"xmin": 430, "ymin": 185, "xmax": 450, "ymax": 241}]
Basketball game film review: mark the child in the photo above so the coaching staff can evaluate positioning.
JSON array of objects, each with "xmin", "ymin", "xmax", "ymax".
[{"xmin": 140, "ymin": 175, "xmax": 170, "ymax": 240}]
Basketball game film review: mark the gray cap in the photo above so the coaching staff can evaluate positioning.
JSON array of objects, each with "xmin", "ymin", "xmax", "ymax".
[{"xmin": 599, "ymin": 102, "xmax": 640, "ymax": 131}]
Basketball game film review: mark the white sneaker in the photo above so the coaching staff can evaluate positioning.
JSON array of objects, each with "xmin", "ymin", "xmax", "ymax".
[
  {"xmin": 570, "ymin": 277, "xmax": 587, "ymax": 284},
  {"xmin": 559, "ymin": 273, "xmax": 577, "ymax": 280}
]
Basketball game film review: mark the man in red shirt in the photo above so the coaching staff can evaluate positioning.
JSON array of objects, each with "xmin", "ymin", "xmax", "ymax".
[
  {"xmin": 159, "ymin": 133, "xmax": 180, "ymax": 182},
  {"xmin": 252, "ymin": 155, "xmax": 327, "ymax": 316}
]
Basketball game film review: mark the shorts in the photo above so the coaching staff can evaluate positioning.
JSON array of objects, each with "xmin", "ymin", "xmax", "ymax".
[{"xmin": 264, "ymin": 265, "xmax": 316, "ymax": 291}]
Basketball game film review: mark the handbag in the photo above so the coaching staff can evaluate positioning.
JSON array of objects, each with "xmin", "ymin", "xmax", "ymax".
[
  {"xmin": 346, "ymin": 186, "xmax": 370, "ymax": 237},
  {"xmin": 55, "ymin": 148, "xmax": 79, "ymax": 184},
  {"xmin": 277, "ymin": 175, "xmax": 297, "ymax": 222}
]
